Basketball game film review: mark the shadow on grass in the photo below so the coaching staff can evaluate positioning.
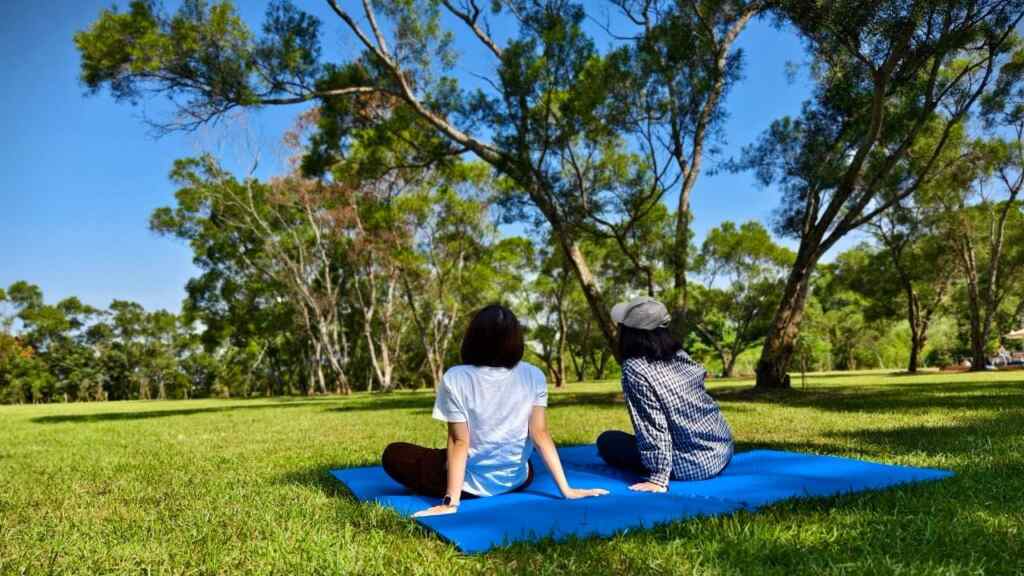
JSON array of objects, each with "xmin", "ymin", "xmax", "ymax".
[
  {"xmin": 550, "ymin": 392, "xmax": 625, "ymax": 408},
  {"xmin": 30, "ymin": 398, "xmax": 345, "ymax": 424},
  {"xmin": 827, "ymin": 409, "xmax": 1024, "ymax": 458},
  {"xmin": 279, "ymin": 465, "xmax": 356, "ymax": 499},
  {"xmin": 713, "ymin": 380, "xmax": 1024, "ymax": 414},
  {"xmin": 325, "ymin": 394, "xmax": 435, "ymax": 414},
  {"xmin": 777, "ymin": 370, "xmax": 915, "ymax": 381}
]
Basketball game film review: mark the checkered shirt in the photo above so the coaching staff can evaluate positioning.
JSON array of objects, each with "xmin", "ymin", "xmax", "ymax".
[{"xmin": 621, "ymin": 350, "xmax": 734, "ymax": 485}]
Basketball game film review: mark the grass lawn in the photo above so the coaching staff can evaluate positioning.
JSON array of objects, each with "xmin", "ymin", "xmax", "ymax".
[{"xmin": 1, "ymin": 370, "xmax": 1022, "ymax": 575}]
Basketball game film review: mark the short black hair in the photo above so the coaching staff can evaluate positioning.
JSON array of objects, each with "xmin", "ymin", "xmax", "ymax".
[
  {"xmin": 618, "ymin": 324, "xmax": 682, "ymax": 362},
  {"xmin": 460, "ymin": 304, "xmax": 525, "ymax": 369}
]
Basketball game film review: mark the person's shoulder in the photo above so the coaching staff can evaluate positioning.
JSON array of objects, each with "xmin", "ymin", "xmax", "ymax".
[
  {"xmin": 622, "ymin": 356, "xmax": 650, "ymax": 373},
  {"xmin": 515, "ymin": 361, "xmax": 545, "ymax": 380},
  {"xmin": 442, "ymin": 364, "xmax": 475, "ymax": 385},
  {"xmin": 514, "ymin": 362, "xmax": 548, "ymax": 388}
]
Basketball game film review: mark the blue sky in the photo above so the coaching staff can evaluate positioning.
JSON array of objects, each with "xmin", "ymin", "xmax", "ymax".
[{"xmin": 1, "ymin": 1, "xmax": 821, "ymax": 314}]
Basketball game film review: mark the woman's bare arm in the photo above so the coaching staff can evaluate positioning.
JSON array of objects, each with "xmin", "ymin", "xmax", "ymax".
[
  {"xmin": 529, "ymin": 406, "xmax": 608, "ymax": 500},
  {"xmin": 413, "ymin": 421, "xmax": 470, "ymax": 517}
]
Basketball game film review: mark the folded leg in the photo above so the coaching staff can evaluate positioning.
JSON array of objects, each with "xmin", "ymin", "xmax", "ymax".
[{"xmin": 596, "ymin": 430, "xmax": 649, "ymax": 475}]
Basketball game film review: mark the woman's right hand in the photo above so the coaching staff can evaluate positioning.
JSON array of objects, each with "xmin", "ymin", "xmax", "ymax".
[
  {"xmin": 562, "ymin": 487, "xmax": 609, "ymax": 499},
  {"xmin": 412, "ymin": 504, "xmax": 458, "ymax": 518}
]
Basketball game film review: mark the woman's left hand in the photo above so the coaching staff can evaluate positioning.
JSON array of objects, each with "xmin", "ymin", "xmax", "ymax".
[
  {"xmin": 412, "ymin": 504, "xmax": 458, "ymax": 518},
  {"xmin": 629, "ymin": 481, "xmax": 668, "ymax": 493}
]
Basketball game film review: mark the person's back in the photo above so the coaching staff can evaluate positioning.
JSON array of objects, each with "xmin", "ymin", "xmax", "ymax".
[
  {"xmin": 596, "ymin": 296, "xmax": 734, "ymax": 491},
  {"xmin": 433, "ymin": 362, "xmax": 547, "ymax": 496},
  {"xmin": 381, "ymin": 304, "xmax": 607, "ymax": 517},
  {"xmin": 620, "ymin": 351, "xmax": 733, "ymax": 481}
]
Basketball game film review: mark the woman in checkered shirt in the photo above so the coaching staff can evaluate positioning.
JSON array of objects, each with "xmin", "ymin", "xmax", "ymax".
[{"xmin": 596, "ymin": 296, "xmax": 734, "ymax": 493}]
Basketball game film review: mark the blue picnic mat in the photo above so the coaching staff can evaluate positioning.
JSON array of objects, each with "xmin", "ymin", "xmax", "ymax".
[{"xmin": 329, "ymin": 445, "xmax": 953, "ymax": 554}]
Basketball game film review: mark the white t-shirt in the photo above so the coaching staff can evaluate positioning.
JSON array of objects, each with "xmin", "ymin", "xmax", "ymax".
[{"xmin": 431, "ymin": 362, "xmax": 548, "ymax": 496}]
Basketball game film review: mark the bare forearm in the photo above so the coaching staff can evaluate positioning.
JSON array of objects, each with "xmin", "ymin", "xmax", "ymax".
[
  {"xmin": 533, "ymin": 430, "xmax": 571, "ymax": 495},
  {"xmin": 446, "ymin": 437, "xmax": 469, "ymax": 503}
]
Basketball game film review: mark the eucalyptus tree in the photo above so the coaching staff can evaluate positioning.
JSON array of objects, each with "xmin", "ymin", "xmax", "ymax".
[
  {"xmin": 107, "ymin": 300, "xmax": 155, "ymax": 399},
  {"xmin": 398, "ymin": 173, "xmax": 511, "ymax": 389},
  {"xmin": 929, "ymin": 135, "xmax": 1024, "ymax": 369},
  {"xmin": 526, "ymin": 243, "xmax": 572, "ymax": 387},
  {"xmin": 690, "ymin": 221, "xmax": 794, "ymax": 377},
  {"xmin": 868, "ymin": 202, "xmax": 953, "ymax": 372},
  {"xmin": 607, "ymin": 0, "xmax": 764, "ymax": 331},
  {"xmin": 734, "ymin": 1, "xmax": 1023, "ymax": 388},
  {"xmin": 152, "ymin": 156, "xmax": 356, "ymax": 394}
]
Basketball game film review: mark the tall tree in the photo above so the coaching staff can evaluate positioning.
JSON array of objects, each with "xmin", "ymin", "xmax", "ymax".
[
  {"xmin": 932, "ymin": 135, "xmax": 1024, "ymax": 368},
  {"xmin": 691, "ymin": 221, "xmax": 794, "ymax": 377},
  {"xmin": 152, "ymin": 156, "xmax": 356, "ymax": 394},
  {"xmin": 735, "ymin": 1, "xmax": 1022, "ymax": 388},
  {"xmin": 608, "ymin": 0, "xmax": 763, "ymax": 333},
  {"xmin": 866, "ymin": 203, "xmax": 952, "ymax": 372},
  {"xmin": 398, "ymin": 175, "xmax": 506, "ymax": 389}
]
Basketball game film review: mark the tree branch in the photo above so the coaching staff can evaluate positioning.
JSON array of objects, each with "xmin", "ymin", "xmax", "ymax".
[{"xmin": 441, "ymin": 0, "xmax": 503, "ymax": 58}]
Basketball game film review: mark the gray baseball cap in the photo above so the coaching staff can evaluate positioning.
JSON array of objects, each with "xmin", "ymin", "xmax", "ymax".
[{"xmin": 610, "ymin": 296, "xmax": 671, "ymax": 330}]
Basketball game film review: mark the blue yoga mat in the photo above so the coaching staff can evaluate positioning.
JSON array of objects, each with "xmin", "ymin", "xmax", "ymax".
[{"xmin": 330, "ymin": 446, "xmax": 953, "ymax": 554}]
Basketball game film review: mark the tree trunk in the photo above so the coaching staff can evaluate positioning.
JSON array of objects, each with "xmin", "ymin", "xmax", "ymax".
[
  {"xmin": 756, "ymin": 245, "xmax": 820, "ymax": 389},
  {"xmin": 595, "ymin": 349, "xmax": 609, "ymax": 380},
  {"xmin": 665, "ymin": 10, "xmax": 756, "ymax": 341},
  {"xmin": 722, "ymin": 354, "xmax": 737, "ymax": 378},
  {"xmin": 906, "ymin": 291, "xmax": 922, "ymax": 373},
  {"xmin": 552, "ymin": 273, "xmax": 569, "ymax": 387},
  {"xmin": 556, "ymin": 309, "xmax": 567, "ymax": 388},
  {"xmin": 559, "ymin": 238, "xmax": 618, "ymax": 358},
  {"xmin": 570, "ymin": 348, "xmax": 585, "ymax": 382},
  {"xmin": 969, "ymin": 299, "xmax": 988, "ymax": 371},
  {"xmin": 908, "ymin": 334, "xmax": 922, "ymax": 373},
  {"xmin": 957, "ymin": 234, "xmax": 989, "ymax": 371},
  {"xmin": 670, "ymin": 211, "xmax": 691, "ymax": 341}
]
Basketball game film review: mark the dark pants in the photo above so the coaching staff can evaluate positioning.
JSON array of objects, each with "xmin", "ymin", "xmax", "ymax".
[
  {"xmin": 596, "ymin": 430, "xmax": 650, "ymax": 475},
  {"xmin": 380, "ymin": 442, "xmax": 533, "ymax": 498}
]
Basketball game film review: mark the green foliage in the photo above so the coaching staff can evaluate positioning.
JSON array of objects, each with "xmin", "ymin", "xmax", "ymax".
[
  {"xmin": 690, "ymin": 221, "xmax": 794, "ymax": 376},
  {"xmin": 75, "ymin": 0, "xmax": 322, "ymax": 131},
  {"xmin": 0, "ymin": 282, "xmax": 214, "ymax": 403}
]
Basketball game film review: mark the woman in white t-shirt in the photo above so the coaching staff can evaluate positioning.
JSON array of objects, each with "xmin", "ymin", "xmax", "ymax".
[{"xmin": 381, "ymin": 304, "xmax": 608, "ymax": 517}]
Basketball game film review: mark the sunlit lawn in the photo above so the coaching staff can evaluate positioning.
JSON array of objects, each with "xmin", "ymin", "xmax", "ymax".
[{"xmin": 1, "ymin": 370, "xmax": 1022, "ymax": 575}]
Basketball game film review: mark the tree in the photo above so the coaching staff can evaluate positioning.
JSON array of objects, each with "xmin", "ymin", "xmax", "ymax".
[
  {"xmin": 107, "ymin": 300, "xmax": 154, "ymax": 399},
  {"xmin": 735, "ymin": 1, "xmax": 1022, "ymax": 388},
  {"xmin": 813, "ymin": 247, "xmax": 898, "ymax": 370},
  {"xmin": 607, "ymin": 0, "xmax": 763, "ymax": 333},
  {"xmin": 690, "ymin": 221, "xmax": 794, "ymax": 377},
  {"xmin": 399, "ymin": 175, "xmax": 513, "ymax": 388},
  {"xmin": 867, "ymin": 203, "xmax": 953, "ymax": 372},
  {"xmin": 152, "ymin": 156, "xmax": 356, "ymax": 394},
  {"xmin": 931, "ymin": 135, "xmax": 1024, "ymax": 368},
  {"xmin": 525, "ymin": 240, "xmax": 570, "ymax": 387}
]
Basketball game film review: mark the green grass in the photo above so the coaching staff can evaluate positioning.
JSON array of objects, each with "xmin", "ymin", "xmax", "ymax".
[{"xmin": 1, "ymin": 370, "xmax": 1022, "ymax": 575}]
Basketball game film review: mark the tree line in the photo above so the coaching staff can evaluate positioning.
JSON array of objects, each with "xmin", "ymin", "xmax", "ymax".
[
  {"xmin": 3, "ymin": 183, "xmax": 1020, "ymax": 402},
  {"xmin": 5, "ymin": 0, "xmax": 1024, "ymax": 402}
]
